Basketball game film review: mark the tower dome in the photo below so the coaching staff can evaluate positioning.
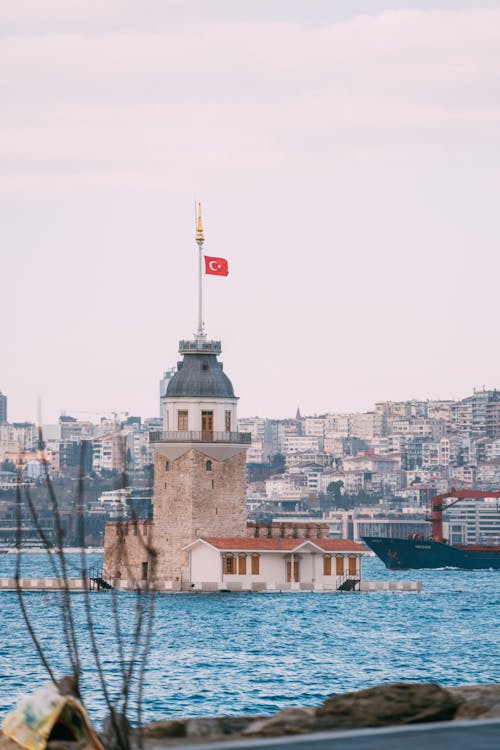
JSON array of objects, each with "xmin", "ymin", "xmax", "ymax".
[
  {"xmin": 160, "ymin": 339, "xmax": 241, "ymax": 436},
  {"xmin": 166, "ymin": 340, "xmax": 235, "ymax": 399}
]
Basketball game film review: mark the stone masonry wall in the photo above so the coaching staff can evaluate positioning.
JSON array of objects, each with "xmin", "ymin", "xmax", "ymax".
[
  {"xmin": 247, "ymin": 521, "xmax": 330, "ymax": 539},
  {"xmin": 153, "ymin": 448, "xmax": 247, "ymax": 586},
  {"xmin": 103, "ymin": 520, "xmax": 153, "ymax": 583}
]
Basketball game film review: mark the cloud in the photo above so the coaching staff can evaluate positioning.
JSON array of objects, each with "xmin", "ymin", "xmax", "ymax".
[
  {"xmin": 2, "ymin": 6, "xmax": 500, "ymax": 192},
  {"xmin": 2, "ymin": 3, "xmax": 500, "ymax": 421}
]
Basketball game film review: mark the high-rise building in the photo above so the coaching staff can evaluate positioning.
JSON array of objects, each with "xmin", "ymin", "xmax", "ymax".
[
  {"xmin": 452, "ymin": 389, "xmax": 500, "ymax": 437},
  {"xmin": 159, "ymin": 368, "xmax": 176, "ymax": 417},
  {"xmin": 0, "ymin": 391, "xmax": 7, "ymax": 423}
]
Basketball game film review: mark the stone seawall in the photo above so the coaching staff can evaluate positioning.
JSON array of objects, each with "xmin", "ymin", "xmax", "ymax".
[
  {"xmin": 0, "ymin": 578, "xmax": 422, "ymax": 592},
  {"xmin": 0, "ymin": 578, "xmax": 88, "ymax": 590},
  {"xmin": 141, "ymin": 683, "xmax": 500, "ymax": 745}
]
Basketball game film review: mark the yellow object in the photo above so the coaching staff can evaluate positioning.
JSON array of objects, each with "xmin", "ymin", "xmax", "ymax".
[
  {"xmin": 196, "ymin": 202, "xmax": 204, "ymax": 244},
  {"xmin": 2, "ymin": 683, "xmax": 103, "ymax": 750}
]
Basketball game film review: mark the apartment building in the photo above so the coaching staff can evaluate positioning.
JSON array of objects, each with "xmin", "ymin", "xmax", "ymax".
[
  {"xmin": 0, "ymin": 392, "xmax": 7, "ymax": 423},
  {"xmin": 351, "ymin": 412, "xmax": 386, "ymax": 440}
]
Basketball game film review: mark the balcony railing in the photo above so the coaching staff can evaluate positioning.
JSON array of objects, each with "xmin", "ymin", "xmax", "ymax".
[
  {"xmin": 179, "ymin": 339, "xmax": 222, "ymax": 355},
  {"xmin": 149, "ymin": 430, "xmax": 251, "ymax": 444}
]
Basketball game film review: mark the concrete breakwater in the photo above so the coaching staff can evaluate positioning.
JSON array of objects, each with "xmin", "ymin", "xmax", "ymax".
[
  {"xmin": 140, "ymin": 683, "xmax": 500, "ymax": 744},
  {"xmin": 0, "ymin": 578, "xmax": 422, "ymax": 592}
]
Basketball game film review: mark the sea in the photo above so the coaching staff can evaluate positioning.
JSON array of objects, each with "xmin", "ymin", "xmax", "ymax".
[{"xmin": 0, "ymin": 552, "xmax": 498, "ymax": 726}]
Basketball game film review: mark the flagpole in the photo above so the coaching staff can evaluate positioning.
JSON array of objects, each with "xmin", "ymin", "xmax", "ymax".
[{"xmin": 196, "ymin": 202, "xmax": 205, "ymax": 338}]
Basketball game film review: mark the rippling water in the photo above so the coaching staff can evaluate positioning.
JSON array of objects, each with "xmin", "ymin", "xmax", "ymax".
[{"xmin": 0, "ymin": 553, "xmax": 499, "ymax": 724}]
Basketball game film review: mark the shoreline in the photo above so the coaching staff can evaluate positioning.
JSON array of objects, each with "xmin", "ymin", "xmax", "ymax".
[
  {"xmin": 139, "ymin": 683, "xmax": 500, "ymax": 745},
  {"xmin": 1, "ymin": 547, "xmax": 104, "ymax": 554}
]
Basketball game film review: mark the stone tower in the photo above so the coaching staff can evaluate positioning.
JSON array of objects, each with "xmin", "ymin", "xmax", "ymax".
[
  {"xmin": 151, "ymin": 204, "xmax": 249, "ymax": 587},
  {"xmin": 151, "ymin": 338, "xmax": 249, "ymax": 586},
  {"xmin": 103, "ymin": 204, "xmax": 250, "ymax": 588}
]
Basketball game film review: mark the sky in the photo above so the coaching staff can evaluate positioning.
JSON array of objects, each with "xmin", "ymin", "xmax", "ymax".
[{"xmin": 2, "ymin": 0, "xmax": 500, "ymax": 423}]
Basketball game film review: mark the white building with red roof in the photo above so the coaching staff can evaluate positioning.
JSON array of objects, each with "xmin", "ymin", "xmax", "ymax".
[{"xmin": 184, "ymin": 536, "xmax": 364, "ymax": 592}]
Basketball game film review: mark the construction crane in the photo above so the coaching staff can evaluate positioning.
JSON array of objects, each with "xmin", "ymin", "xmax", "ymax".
[
  {"xmin": 62, "ymin": 410, "xmax": 129, "ymax": 424},
  {"xmin": 428, "ymin": 489, "xmax": 500, "ymax": 542}
]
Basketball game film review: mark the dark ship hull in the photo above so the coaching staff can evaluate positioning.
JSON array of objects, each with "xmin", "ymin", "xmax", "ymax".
[{"xmin": 362, "ymin": 536, "xmax": 500, "ymax": 570}]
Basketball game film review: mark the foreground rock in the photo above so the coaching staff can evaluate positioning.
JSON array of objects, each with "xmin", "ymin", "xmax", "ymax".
[
  {"xmin": 140, "ymin": 682, "xmax": 499, "ymax": 745},
  {"xmin": 449, "ymin": 684, "xmax": 500, "ymax": 719},
  {"xmin": 315, "ymin": 682, "xmax": 457, "ymax": 729},
  {"xmin": 241, "ymin": 708, "xmax": 317, "ymax": 737},
  {"xmin": 142, "ymin": 715, "xmax": 265, "ymax": 741}
]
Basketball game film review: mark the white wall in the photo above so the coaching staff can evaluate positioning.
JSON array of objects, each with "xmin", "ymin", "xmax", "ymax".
[
  {"xmin": 189, "ymin": 545, "xmax": 362, "ymax": 588},
  {"xmin": 189, "ymin": 544, "xmax": 221, "ymax": 583},
  {"xmin": 162, "ymin": 397, "xmax": 239, "ymax": 433}
]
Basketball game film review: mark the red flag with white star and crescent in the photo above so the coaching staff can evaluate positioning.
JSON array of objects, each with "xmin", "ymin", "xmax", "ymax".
[{"xmin": 204, "ymin": 256, "xmax": 229, "ymax": 276}]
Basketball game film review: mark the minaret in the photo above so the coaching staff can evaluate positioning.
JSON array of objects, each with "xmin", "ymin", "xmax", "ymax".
[{"xmin": 150, "ymin": 206, "xmax": 250, "ymax": 588}]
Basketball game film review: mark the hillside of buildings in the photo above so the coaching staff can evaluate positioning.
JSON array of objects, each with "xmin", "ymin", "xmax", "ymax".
[{"xmin": 1, "ymin": 387, "xmax": 500, "ymax": 547}]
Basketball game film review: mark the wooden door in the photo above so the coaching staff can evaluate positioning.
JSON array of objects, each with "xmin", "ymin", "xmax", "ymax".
[
  {"xmin": 201, "ymin": 411, "xmax": 214, "ymax": 440},
  {"xmin": 348, "ymin": 556, "xmax": 357, "ymax": 576},
  {"xmin": 336, "ymin": 555, "xmax": 344, "ymax": 576}
]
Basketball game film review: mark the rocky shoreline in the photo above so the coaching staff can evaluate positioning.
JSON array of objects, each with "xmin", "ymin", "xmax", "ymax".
[{"xmin": 141, "ymin": 683, "xmax": 500, "ymax": 745}]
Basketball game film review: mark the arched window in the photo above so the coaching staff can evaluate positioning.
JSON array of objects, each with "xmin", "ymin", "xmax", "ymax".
[
  {"xmin": 165, "ymin": 460, "xmax": 170, "ymax": 471},
  {"xmin": 348, "ymin": 556, "xmax": 357, "ymax": 576},
  {"xmin": 323, "ymin": 555, "xmax": 332, "ymax": 576},
  {"xmin": 224, "ymin": 554, "xmax": 235, "ymax": 574},
  {"xmin": 336, "ymin": 555, "xmax": 344, "ymax": 576},
  {"xmin": 238, "ymin": 554, "xmax": 247, "ymax": 575},
  {"xmin": 251, "ymin": 554, "xmax": 260, "ymax": 575},
  {"xmin": 206, "ymin": 460, "xmax": 212, "ymax": 472}
]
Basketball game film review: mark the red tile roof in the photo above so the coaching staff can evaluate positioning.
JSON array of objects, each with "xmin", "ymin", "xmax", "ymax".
[
  {"xmin": 199, "ymin": 536, "xmax": 364, "ymax": 553},
  {"xmin": 314, "ymin": 538, "xmax": 365, "ymax": 552}
]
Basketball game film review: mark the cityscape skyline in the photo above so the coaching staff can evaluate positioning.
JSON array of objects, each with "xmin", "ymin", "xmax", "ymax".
[
  {"xmin": 2, "ymin": 384, "xmax": 500, "ymax": 548},
  {"xmin": 2, "ymin": 382, "xmax": 500, "ymax": 426}
]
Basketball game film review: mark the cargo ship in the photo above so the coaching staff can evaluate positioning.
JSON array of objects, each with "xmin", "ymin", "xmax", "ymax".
[{"xmin": 362, "ymin": 489, "xmax": 500, "ymax": 570}]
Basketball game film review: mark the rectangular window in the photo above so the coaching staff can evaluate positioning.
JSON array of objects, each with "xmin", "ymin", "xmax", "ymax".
[
  {"xmin": 251, "ymin": 555, "xmax": 260, "ymax": 575},
  {"xmin": 177, "ymin": 411, "xmax": 188, "ymax": 431},
  {"xmin": 336, "ymin": 555, "xmax": 344, "ymax": 576},
  {"xmin": 141, "ymin": 562, "xmax": 148, "ymax": 580},
  {"xmin": 224, "ymin": 556, "xmax": 235, "ymax": 574},
  {"xmin": 238, "ymin": 555, "xmax": 247, "ymax": 575},
  {"xmin": 225, "ymin": 411, "xmax": 231, "ymax": 432},
  {"xmin": 323, "ymin": 556, "xmax": 331, "ymax": 576}
]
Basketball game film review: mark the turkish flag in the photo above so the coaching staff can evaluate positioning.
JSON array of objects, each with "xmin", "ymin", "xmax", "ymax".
[{"xmin": 205, "ymin": 256, "xmax": 229, "ymax": 276}]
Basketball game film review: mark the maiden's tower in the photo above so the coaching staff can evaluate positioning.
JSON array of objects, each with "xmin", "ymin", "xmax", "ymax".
[{"xmin": 103, "ymin": 208, "xmax": 363, "ymax": 591}]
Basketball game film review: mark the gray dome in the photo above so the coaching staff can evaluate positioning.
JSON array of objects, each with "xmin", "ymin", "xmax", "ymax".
[{"xmin": 166, "ymin": 352, "xmax": 236, "ymax": 399}]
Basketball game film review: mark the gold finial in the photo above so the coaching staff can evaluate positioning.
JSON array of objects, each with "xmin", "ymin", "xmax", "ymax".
[{"xmin": 196, "ymin": 201, "xmax": 204, "ymax": 244}]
